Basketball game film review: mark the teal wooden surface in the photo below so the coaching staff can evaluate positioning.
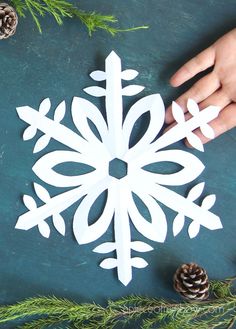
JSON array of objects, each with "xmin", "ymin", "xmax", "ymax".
[{"xmin": 0, "ymin": 0, "xmax": 236, "ymax": 327}]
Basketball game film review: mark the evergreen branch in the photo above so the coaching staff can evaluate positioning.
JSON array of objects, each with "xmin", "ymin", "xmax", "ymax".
[
  {"xmin": 10, "ymin": 0, "xmax": 27, "ymax": 17},
  {"xmin": 17, "ymin": 315, "xmax": 68, "ymax": 329},
  {"xmin": 10, "ymin": 0, "xmax": 148, "ymax": 35},
  {"xmin": 210, "ymin": 276, "xmax": 236, "ymax": 299},
  {"xmin": 24, "ymin": 0, "xmax": 42, "ymax": 32},
  {"xmin": 0, "ymin": 278, "xmax": 235, "ymax": 329}
]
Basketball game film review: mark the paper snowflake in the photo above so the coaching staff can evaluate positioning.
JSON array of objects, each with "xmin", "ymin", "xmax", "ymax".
[{"xmin": 16, "ymin": 51, "xmax": 222, "ymax": 286}]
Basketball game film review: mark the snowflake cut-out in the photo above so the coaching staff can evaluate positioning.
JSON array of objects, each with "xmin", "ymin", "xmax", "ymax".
[{"xmin": 16, "ymin": 51, "xmax": 222, "ymax": 286}]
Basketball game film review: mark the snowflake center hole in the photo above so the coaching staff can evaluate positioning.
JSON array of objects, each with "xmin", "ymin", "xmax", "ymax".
[{"xmin": 109, "ymin": 158, "xmax": 128, "ymax": 179}]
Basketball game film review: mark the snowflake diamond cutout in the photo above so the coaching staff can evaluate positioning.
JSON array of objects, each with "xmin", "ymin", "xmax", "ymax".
[{"xmin": 16, "ymin": 51, "xmax": 223, "ymax": 286}]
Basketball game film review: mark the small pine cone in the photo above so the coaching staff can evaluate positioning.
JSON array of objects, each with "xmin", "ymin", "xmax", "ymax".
[
  {"xmin": 173, "ymin": 263, "xmax": 209, "ymax": 301},
  {"xmin": 0, "ymin": 3, "xmax": 18, "ymax": 39}
]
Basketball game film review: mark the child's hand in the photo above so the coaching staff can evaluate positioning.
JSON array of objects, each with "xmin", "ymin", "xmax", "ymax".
[{"xmin": 165, "ymin": 28, "xmax": 236, "ymax": 144}]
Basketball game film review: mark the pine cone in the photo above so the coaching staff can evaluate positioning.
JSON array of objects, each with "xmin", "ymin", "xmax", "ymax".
[
  {"xmin": 173, "ymin": 263, "xmax": 209, "ymax": 301},
  {"xmin": 0, "ymin": 3, "xmax": 18, "ymax": 39}
]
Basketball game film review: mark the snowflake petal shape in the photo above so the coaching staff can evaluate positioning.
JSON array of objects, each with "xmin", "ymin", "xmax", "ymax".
[{"xmin": 16, "ymin": 51, "xmax": 223, "ymax": 286}]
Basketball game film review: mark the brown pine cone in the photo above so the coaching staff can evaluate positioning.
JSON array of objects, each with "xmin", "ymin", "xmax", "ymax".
[
  {"xmin": 173, "ymin": 263, "xmax": 209, "ymax": 301},
  {"xmin": 0, "ymin": 3, "xmax": 18, "ymax": 39}
]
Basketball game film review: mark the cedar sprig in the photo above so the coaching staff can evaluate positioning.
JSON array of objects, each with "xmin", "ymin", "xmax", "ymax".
[
  {"xmin": 10, "ymin": 0, "xmax": 148, "ymax": 35},
  {"xmin": 0, "ymin": 277, "xmax": 235, "ymax": 328}
]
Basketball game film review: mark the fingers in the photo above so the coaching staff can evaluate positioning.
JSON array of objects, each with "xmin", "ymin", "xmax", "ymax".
[
  {"xmin": 165, "ymin": 72, "xmax": 220, "ymax": 124},
  {"xmin": 164, "ymin": 92, "xmax": 235, "ymax": 146},
  {"xmin": 185, "ymin": 103, "xmax": 236, "ymax": 146},
  {"xmin": 170, "ymin": 46, "xmax": 216, "ymax": 87},
  {"xmin": 198, "ymin": 89, "xmax": 232, "ymax": 110}
]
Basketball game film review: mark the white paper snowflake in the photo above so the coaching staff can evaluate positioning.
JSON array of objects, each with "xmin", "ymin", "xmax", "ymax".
[{"xmin": 16, "ymin": 51, "xmax": 222, "ymax": 286}]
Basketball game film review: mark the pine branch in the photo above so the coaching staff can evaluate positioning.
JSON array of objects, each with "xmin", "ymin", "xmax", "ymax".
[
  {"xmin": 0, "ymin": 277, "xmax": 235, "ymax": 328},
  {"xmin": 10, "ymin": 0, "xmax": 148, "ymax": 35},
  {"xmin": 17, "ymin": 315, "xmax": 68, "ymax": 329},
  {"xmin": 210, "ymin": 276, "xmax": 236, "ymax": 300}
]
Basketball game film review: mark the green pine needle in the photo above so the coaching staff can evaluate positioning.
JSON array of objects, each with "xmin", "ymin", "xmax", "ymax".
[
  {"xmin": 210, "ymin": 276, "xmax": 236, "ymax": 299},
  {"xmin": 10, "ymin": 0, "xmax": 148, "ymax": 35},
  {"xmin": 0, "ymin": 277, "xmax": 235, "ymax": 328}
]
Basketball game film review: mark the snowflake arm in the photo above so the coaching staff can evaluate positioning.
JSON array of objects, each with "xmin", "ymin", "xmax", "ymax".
[
  {"xmin": 124, "ymin": 100, "xmax": 220, "ymax": 162},
  {"xmin": 130, "ymin": 170, "xmax": 222, "ymax": 232},
  {"xmin": 152, "ymin": 101, "xmax": 220, "ymax": 152},
  {"xmin": 16, "ymin": 185, "xmax": 83, "ymax": 232},
  {"xmin": 17, "ymin": 103, "xmax": 88, "ymax": 154},
  {"xmin": 17, "ymin": 99, "xmax": 111, "ymax": 161},
  {"xmin": 84, "ymin": 51, "xmax": 145, "ymax": 158}
]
